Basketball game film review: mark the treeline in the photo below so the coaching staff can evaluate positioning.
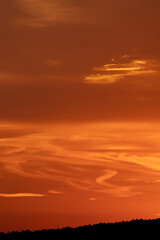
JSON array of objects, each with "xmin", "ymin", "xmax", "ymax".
[{"xmin": 1, "ymin": 218, "xmax": 160, "ymax": 239}]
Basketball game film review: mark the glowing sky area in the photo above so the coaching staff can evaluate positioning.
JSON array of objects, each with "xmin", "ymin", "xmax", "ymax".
[{"xmin": 1, "ymin": 0, "xmax": 160, "ymax": 233}]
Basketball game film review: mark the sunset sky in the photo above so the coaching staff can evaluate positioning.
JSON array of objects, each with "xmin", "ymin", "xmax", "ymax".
[{"xmin": 1, "ymin": 0, "xmax": 160, "ymax": 232}]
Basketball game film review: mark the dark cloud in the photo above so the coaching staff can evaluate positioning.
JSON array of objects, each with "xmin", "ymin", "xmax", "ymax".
[
  {"xmin": 0, "ymin": 0, "xmax": 160, "ymax": 123},
  {"xmin": 0, "ymin": 76, "xmax": 160, "ymax": 122}
]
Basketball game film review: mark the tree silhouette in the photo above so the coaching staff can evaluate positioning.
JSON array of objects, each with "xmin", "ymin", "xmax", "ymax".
[{"xmin": 1, "ymin": 218, "xmax": 160, "ymax": 239}]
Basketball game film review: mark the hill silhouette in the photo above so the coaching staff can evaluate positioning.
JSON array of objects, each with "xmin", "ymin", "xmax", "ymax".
[{"xmin": 1, "ymin": 218, "xmax": 160, "ymax": 239}]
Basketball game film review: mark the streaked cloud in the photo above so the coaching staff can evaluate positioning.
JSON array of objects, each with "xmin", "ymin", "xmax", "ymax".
[
  {"xmin": 0, "ymin": 193, "xmax": 44, "ymax": 198},
  {"xmin": 0, "ymin": 72, "xmax": 22, "ymax": 82},
  {"xmin": 48, "ymin": 190, "xmax": 63, "ymax": 194},
  {"xmin": 45, "ymin": 59, "xmax": 63, "ymax": 68},
  {"xmin": 0, "ymin": 72, "xmax": 13, "ymax": 81},
  {"xmin": 89, "ymin": 197, "xmax": 96, "ymax": 201},
  {"xmin": 96, "ymin": 169, "xmax": 117, "ymax": 185},
  {"xmin": 16, "ymin": 0, "xmax": 70, "ymax": 27},
  {"xmin": 84, "ymin": 55, "xmax": 156, "ymax": 84},
  {"xmin": 1, "ymin": 122, "xmax": 160, "ymax": 198},
  {"xmin": 0, "ymin": 71, "xmax": 36, "ymax": 83},
  {"xmin": 96, "ymin": 169, "xmax": 140, "ymax": 197},
  {"xmin": 15, "ymin": 0, "xmax": 101, "ymax": 27}
]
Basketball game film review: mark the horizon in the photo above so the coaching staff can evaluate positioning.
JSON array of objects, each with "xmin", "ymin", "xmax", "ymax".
[
  {"xmin": 1, "ymin": 0, "xmax": 160, "ymax": 233},
  {"xmin": 2, "ymin": 217, "xmax": 160, "ymax": 234}
]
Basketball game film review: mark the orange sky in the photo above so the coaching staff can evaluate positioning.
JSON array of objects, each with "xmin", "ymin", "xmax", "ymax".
[{"xmin": 1, "ymin": 0, "xmax": 160, "ymax": 232}]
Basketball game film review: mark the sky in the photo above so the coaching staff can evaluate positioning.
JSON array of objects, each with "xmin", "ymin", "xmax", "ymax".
[{"xmin": 1, "ymin": 0, "xmax": 160, "ymax": 232}]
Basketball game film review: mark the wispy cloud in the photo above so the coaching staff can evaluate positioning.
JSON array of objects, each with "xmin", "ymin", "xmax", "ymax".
[
  {"xmin": 84, "ymin": 55, "xmax": 156, "ymax": 84},
  {"xmin": 48, "ymin": 190, "xmax": 63, "ymax": 194},
  {"xmin": 44, "ymin": 59, "xmax": 63, "ymax": 68},
  {"xmin": 0, "ymin": 71, "xmax": 36, "ymax": 83},
  {"xmin": 15, "ymin": 0, "xmax": 101, "ymax": 27},
  {"xmin": 1, "ymin": 122, "xmax": 160, "ymax": 198},
  {"xmin": 0, "ymin": 72, "xmax": 21, "ymax": 82},
  {"xmin": 96, "ymin": 169, "xmax": 117, "ymax": 184},
  {"xmin": 0, "ymin": 193, "xmax": 44, "ymax": 198},
  {"xmin": 89, "ymin": 197, "xmax": 96, "ymax": 201},
  {"xmin": 96, "ymin": 169, "xmax": 140, "ymax": 197}
]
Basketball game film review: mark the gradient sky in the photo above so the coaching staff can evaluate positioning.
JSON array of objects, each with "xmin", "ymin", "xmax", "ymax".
[{"xmin": 1, "ymin": 0, "xmax": 160, "ymax": 232}]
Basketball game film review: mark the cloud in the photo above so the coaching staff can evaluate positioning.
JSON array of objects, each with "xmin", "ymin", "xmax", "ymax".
[
  {"xmin": 0, "ymin": 72, "xmax": 24, "ymax": 82},
  {"xmin": 1, "ymin": 122, "xmax": 160, "ymax": 198},
  {"xmin": 0, "ymin": 193, "xmax": 44, "ymax": 198},
  {"xmin": 119, "ymin": 153, "xmax": 160, "ymax": 171},
  {"xmin": 0, "ymin": 71, "xmax": 36, "ymax": 83},
  {"xmin": 96, "ymin": 169, "xmax": 118, "ymax": 184},
  {"xmin": 84, "ymin": 55, "xmax": 156, "ymax": 84},
  {"xmin": 0, "ymin": 72, "xmax": 13, "ymax": 81},
  {"xmin": 95, "ymin": 169, "xmax": 140, "ymax": 197},
  {"xmin": 15, "ymin": 0, "xmax": 102, "ymax": 27},
  {"xmin": 45, "ymin": 59, "xmax": 63, "ymax": 68},
  {"xmin": 16, "ymin": 0, "xmax": 68, "ymax": 27},
  {"xmin": 89, "ymin": 197, "xmax": 96, "ymax": 201},
  {"xmin": 48, "ymin": 190, "xmax": 63, "ymax": 194}
]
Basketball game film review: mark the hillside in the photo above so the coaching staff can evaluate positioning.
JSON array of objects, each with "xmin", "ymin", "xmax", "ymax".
[{"xmin": 1, "ymin": 218, "xmax": 160, "ymax": 239}]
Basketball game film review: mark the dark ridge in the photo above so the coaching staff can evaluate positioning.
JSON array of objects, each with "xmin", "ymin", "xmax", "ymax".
[{"xmin": 1, "ymin": 218, "xmax": 160, "ymax": 239}]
